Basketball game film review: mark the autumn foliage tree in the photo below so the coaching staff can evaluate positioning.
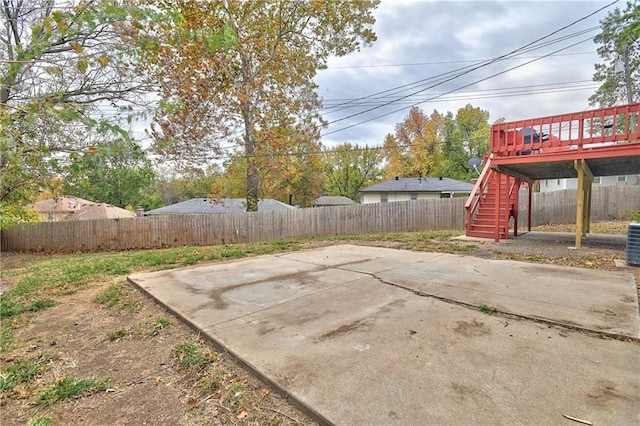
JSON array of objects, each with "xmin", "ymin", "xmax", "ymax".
[
  {"xmin": 209, "ymin": 130, "xmax": 325, "ymax": 207},
  {"xmin": 382, "ymin": 104, "xmax": 490, "ymax": 182},
  {"xmin": 382, "ymin": 107, "xmax": 445, "ymax": 179},
  {"xmin": 138, "ymin": 0, "xmax": 379, "ymax": 211},
  {"xmin": 154, "ymin": 166, "xmax": 223, "ymax": 205}
]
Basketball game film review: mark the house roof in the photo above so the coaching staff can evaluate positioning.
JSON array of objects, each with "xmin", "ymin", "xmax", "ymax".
[
  {"xmin": 27, "ymin": 196, "xmax": 136, "ymax": 221},
  {"xmin": 28, "ymin": 196, "xmax": 94, "ymax": 213},
  {"xmin": 360, "ymin": 177, "xmax": 475, "ymax": 193},
  {"xmin": 67, "ymin": 203, "xmax": 136, "ymax": 221},
  {"xmin": 145, "ymin": 198, "xmax": 295, "ymax": 215},
  {"xmin": 312, "ymin": 196, "xmax": 357, "ymax": 206}
]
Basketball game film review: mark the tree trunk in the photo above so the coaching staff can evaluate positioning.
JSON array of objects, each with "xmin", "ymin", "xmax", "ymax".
[
  {"xmin": 240, "ymin": 52, "xmax": 259, "ymax": 212},
  {"xmin": 242, "ymin": 100, "xmax": 259, "ymax": 212},
  {"xmin": 245, "ymin": 129, "xmax": 259, "ymax": 212}
]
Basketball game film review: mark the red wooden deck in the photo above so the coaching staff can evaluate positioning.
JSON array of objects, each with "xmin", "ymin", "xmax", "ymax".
[
  {"xmin": 466, "ymin": 103, "xmax": 640, "ymax": 241},
  {"xmin": 492, "ymin": 102, "xmax": 639, "ymax": 162}
]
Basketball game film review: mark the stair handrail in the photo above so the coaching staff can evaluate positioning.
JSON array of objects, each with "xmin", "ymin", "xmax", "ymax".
[
  {"xmin": 465, "ymin": 154, "xmax": 493, "ymax": 233},
  {"xmin": 507, "ymin": 176, "xmax": 520, "ymax": 202},
  {"xmin": 507, "ymin": 176, "xmax": 522, "ymax": 236}
]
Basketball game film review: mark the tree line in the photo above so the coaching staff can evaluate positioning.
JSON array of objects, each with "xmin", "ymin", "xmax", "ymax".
[{"xmin": 16, "ymin": 103, "xmax": 493, "ymax": 214}]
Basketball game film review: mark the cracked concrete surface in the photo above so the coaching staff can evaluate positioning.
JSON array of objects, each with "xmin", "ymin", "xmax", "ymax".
[{"xmin": 129, "ymin": 244, "xmax": 640, "ymax": 425}]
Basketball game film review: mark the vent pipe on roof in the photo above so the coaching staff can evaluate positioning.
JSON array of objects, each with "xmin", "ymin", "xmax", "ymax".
[
  {"xmin": 394, "ymin": 176, "xmax": 399, "ymax": 180},
  {"xmin": 438, "ymin": 176, "xmax": 443, "ymax": 180}
]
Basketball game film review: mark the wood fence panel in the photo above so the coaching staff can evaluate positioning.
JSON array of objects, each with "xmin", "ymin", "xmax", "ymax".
[{"xmin": 2, "ymin": 186, "xmax": 637, "ymax": 253}]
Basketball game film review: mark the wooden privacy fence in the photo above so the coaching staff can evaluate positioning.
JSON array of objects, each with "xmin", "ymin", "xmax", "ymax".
[
  {"xmin": 2, "ymin": 185, "xmax": 638, "ymax": 253},
  {"xmin": 1, "ymin": 197, "xmax": 465, "ymax": 253},
  {"xmin": 518, "ymin": 185, "xmax": 640, "ymax": 227}
]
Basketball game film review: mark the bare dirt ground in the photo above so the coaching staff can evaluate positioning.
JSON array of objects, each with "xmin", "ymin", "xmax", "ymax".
[{"xmin": 1, "ymin": 223, "xmax": 637, "ymax": 426}]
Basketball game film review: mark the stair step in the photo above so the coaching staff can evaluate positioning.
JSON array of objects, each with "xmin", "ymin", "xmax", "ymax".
[
  {"xmin": 466, "ymin": 231, "xmax": 509, "ymax": 239},
  {"xmin": 472, "ymin": 219, "xmax": 504, "ymax": 226},
  {"xmin": 470, "ymin": 225, "xmax": 508, "ymax": 232},
  {"xmin": 477, "ymin": 206, "xmax": 509, "ymax": 210},
  {"xmin": 476, "ymin": 210, "xmax": 510, "ymax": 216}
]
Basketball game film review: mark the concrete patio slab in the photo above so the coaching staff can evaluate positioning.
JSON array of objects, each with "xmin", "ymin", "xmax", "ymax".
[
  {"xmin": 129, "ymin": 244, "xmax": 640, "ymax": 425},
  {"xmin": 281, "ymin": 245, "xmax": 639, "ymax": 337}
]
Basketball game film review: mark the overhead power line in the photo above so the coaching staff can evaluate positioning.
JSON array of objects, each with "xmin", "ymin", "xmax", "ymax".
[
  {"xmin": 322, "ymin": 36, "xmax": 594, "ymax": 137},
  {"xmin": 323, "ymin": 51, "xmax": 595, "ymax": 69},
  {"xmin": 320, "ymin": 80, "xmax": 596, "ymax": 107},
  {"xmin": 320, "ymin": 0, "xmax": 618, "ymax": 137},
  {"xmin": 319, "ymin": 26, "xmax": 600, "ymax": 116}
]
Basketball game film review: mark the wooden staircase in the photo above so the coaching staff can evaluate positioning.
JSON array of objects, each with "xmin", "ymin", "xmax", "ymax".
[{"xmin": 465, "ymin": 155, "xmax": 521, "ymax": 241}]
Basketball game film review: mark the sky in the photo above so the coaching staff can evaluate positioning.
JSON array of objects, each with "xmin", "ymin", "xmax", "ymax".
[{"xmin": 313, "ymin": 0, "xmax": 619, "ymax": 149}]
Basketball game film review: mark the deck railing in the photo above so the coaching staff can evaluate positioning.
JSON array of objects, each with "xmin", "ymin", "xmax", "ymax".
[
  {"xmin": 464, "ymin": 154, "xmax": 493, "ymax": 234},
  {"xmin": 491, "ymin": 103, "xmax": 640, "ymax": 157}
]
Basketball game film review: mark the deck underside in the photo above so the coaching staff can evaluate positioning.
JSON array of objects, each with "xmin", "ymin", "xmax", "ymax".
[{"xmin": 492, "ymin": 145, "xmax": 640, "ymax": 180}]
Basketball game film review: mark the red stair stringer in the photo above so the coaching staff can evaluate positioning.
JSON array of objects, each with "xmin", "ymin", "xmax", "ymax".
[{"xmin": 465, "ymin": 155, "xmax": 520, "ymax": 241}]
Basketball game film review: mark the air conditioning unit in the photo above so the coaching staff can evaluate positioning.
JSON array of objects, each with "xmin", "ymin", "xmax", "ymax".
[{"xmin": 627, "ymin": 223, "xmax": 640, "ymax": 267}]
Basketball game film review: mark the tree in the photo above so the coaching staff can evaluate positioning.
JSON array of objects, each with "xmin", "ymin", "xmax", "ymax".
[
  {"xmin": 589, "ymin": 1, "xmax": 639, "ymax": 106},
  {"xmin": 209, "ymin": 132, "xmax": 325, "ymax": 207},
  {"xmin": 262, "ymin": 134, "xmax": 325, "ymax": 207},
  {"xmin": 60, "ymin": 136, "xmax": 159, "ymax": 209},
  {"xmin": 1, "ymin": 0, "xmax": 156, "ymax": 225},
  {"xmin": 436, "ymin": 104, "xmax": 490, "ymax": 181},
  {"xmin": 382, "ymin": 133, "xmax": 409, "ymax": 179},
  {"xmin": 381, "ymin": 104, "xmax": 490, "ymax": 182},
  {"xmin": 324, "ymin": 143, "xmax": 383, "ymax": 200},
  {"xmin": 139, "ymin": 0, "xmax": 379, "ymax": 211},
  {"xmin": 155, "ymin": 166, "xmax": 223, "ymax": 206},
  {"xmin": 382, "ymin": 107, "xmax": 445, "ymax": 179}
]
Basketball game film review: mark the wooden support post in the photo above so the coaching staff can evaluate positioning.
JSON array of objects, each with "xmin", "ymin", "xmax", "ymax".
[
  {"xmin": 585, "ymin": 177, "xmax": 592, "ymax": 234},
  {"xmin": 494, "ymin": 172, "xmax": 501, "ymax": 242},
  {"xmin": 573, "ymin": 159, "xmax": 593, "ymax": 248},
  {"xmin": 575, "ymin": 165, "xmax": 584, "ymax": 248},
  {"xmin": 527, "ymin": 181, "xmax": 532, "ymax": 232},
  {"xmin": 513, "ymin": 199, "xmax": 518, "ymax": 237}
]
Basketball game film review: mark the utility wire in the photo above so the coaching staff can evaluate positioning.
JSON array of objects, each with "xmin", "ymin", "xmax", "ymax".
[
  {"xmin": 319, "ymin": 25, "xmax": 600, "ymax": 115},
  {"xmin": 320, "ymin": 80, "xmax": 596, "ymax": 107},
  {"xmin": 322, "ymin": 36, "xmax": 593, "ymax": 137},
  {"xmin": 319, "ymin": 0, "xmax": 617, "ymax": 130},
  {"xmin": 323, "ymin": 51, "xmax": 594, "ymax": 69}
]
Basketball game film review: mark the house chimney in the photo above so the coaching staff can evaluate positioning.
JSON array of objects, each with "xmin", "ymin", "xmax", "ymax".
[
  {"xmin": 438, "ymin": 176, "xmax": 443, "ymax": 180},
  {"xmin": 394, "ymin": 176, "xmax": 399, "ymax": 180},
  {"xmin": 135, "ymin": 206, "xmax": 144, "ymax": 217}
]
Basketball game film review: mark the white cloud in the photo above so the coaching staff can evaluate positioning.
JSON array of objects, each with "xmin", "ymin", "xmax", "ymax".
[{"xmin": 315, "ymin": 0, "xmax": 615, "ymax": 148}]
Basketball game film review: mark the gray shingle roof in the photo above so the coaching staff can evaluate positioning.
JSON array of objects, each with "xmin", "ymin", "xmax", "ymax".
[
  {"xmin": 312, "ymin": 196, "xmax": 357, "ymax": 206},
  {"xmin": 145, "ymin": 198, "xmax": 295, "ymax": 215},
  {"xmin": 360, "ymin": 177, "xmax": 474, "ymax": 193}
]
